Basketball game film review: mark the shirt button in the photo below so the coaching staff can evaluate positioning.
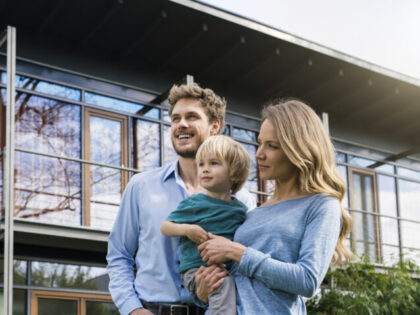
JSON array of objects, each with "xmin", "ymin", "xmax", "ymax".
[
  {"xmin": 181, "ymin": 284, "xmax": 185, "ymax": 288},
  {"xmin": 176, "ymin": 260, "xmax": 180, "ymax": 264}
]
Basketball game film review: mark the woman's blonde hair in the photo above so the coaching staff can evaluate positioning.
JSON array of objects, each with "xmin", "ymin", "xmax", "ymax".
[
  {"xmin": 262, "ymin": 98, "xmax": 353, "ymax": 265},
  {"xmin": 196, "ymin": 135, "xmax": 250, "ymax": 194}
]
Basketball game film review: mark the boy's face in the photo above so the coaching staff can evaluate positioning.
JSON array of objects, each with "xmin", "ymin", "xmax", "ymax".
[
  {"xmin": 170, "ymin": 98, "xmax": 220, "ymax": 159},
  {"xmin": 198, "ymin": 155, "xmax": 232, "ymax": 194}
]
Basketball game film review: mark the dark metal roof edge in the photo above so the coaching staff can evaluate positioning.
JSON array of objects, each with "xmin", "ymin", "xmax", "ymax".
[{"xmin": 171, "ymin": 0, "xmax": 420, "ymax": 88}]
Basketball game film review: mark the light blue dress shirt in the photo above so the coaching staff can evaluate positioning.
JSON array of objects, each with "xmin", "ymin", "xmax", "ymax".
[{"xmin": 107, "ymin": 161, "xmax": 256, "ymax": 315}]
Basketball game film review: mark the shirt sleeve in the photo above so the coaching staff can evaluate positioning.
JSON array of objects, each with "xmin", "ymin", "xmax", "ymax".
[
  {"xmin": 238, "ymin": 196, "xmax": 341, "ymax": 298},
  {"xmin": 166, "ymin": 197, "xmax": 196, "ymax": 223},
  {"xmin": 235, "ymin": 187, "xmax": 257, "ymax": 211},
  {"xmin": 106, "ymin": 176, "xmax": 143, "ymax": 315}
]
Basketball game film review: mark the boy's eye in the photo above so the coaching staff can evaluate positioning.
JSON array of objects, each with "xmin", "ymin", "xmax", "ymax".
[
  {"xmin": 210, "ymin": 161, "xmax": 220, "ymax": 165},
  {"xmin": 198, "ymin": 162, "xmax": 204, "ymax": 167}
]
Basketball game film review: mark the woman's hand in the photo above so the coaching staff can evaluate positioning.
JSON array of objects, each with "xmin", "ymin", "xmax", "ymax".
[
  {"xmin": 198, "ymin": 233, "xmax": 246, "ymax": 265},
  {"xmin": 195, "ymin": 265, "xmax": 227, "ymax": 303}
]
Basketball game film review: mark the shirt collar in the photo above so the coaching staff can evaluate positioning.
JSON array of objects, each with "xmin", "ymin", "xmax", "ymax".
[{"xmin": 162, "ymin": 159, "xmax": 179, "ymax": 182}]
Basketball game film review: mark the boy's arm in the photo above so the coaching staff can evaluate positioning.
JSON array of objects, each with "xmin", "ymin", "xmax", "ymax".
[{"xmin": 161, "ymin": 220, "xmax": 209, "ymax": 244}]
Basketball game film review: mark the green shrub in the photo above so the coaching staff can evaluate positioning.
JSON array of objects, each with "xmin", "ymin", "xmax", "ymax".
[{"xmin": 307, "ymin": 258, "xmax": 420, "ymax": 315}]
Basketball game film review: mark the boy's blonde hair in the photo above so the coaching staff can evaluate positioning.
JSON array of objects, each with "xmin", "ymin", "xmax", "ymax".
[{"xmin": 196, "ymin": 135, "xmax": 250, "ymax": 194}]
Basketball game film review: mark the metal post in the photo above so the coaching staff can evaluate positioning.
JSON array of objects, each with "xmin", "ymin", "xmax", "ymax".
[
  {"xmin": 185, "ymin": 74, "xmax": 194, "ymax": 85},
  {"xmin": 4, "ymin": 25, "xmax": 16, "ymax": 315},
  {"xmin": 322, "ymin": 112, "xmax": 330, "ymax": 136}
]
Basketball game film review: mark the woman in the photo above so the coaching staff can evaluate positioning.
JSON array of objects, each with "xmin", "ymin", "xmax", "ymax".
[{"xmin": 197, "ymin": 98, "xmax": 352, "ymax": 314}]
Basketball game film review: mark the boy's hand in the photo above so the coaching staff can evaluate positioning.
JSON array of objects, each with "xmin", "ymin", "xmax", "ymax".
[{"xmin": 185, "ymin": 224, "xmax": 209, "ymax": 244}]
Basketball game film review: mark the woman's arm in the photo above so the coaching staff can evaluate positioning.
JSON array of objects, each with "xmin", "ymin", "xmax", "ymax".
[
  {"xmin": 160, "ymin": 221, "xmax": 209, "ymax": 244},
  {"xmin": 198, "ymin": 233, "xmax": 247, "ymax": 265}
]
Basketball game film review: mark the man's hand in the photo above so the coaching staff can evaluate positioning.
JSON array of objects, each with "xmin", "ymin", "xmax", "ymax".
[
  {"xmin": 195, "ymin": 265, "xmax": 227, "ymax": 303},
  {"xmin": 130, "ymin": 308, "xmax": 153, "ymax": 315},
  {"xmin": 185, "ymin": 224, "xmax": 209, "ymax": 244}
]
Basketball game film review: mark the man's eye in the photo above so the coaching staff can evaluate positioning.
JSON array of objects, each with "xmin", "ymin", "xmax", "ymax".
[{"xmin": 171, "ymin": 117, "xmax": 179, "ymax": 122}]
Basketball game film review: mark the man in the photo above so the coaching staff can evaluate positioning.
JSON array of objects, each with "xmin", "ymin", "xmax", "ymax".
[{"xmin": 107, "ymin": 83, "xmax": 255, "ymax": 315}]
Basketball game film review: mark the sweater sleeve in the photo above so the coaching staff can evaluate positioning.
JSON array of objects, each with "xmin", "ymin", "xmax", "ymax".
[{"xmin": 238, "ymin": 196, "xmax": 341, "ymax": 298}]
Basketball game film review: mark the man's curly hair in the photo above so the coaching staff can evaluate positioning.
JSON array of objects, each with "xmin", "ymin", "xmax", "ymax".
[{"xmin": 168, "ymin": 83, "xmax": 226, "ymax": 134}]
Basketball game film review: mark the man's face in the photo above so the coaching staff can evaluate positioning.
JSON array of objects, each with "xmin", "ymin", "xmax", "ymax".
[{"xmin": 170, "ymin": 98, "xmax": 220, "ymax": 158}]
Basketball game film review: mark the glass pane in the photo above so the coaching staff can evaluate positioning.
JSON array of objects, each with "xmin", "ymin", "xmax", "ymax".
[
  {"xmin": 355, "ymin": 241, "xmax": 376, "ymax": 262},
  {"xmin": 375, "ymin": 164, "xmax": 395, "ymax": 174},
  {"xmin": 86, "ymin": 301, "xmax": 120, "ymax": 315},
  {"xmin": 15, "ymin": 152, "xmax": 81, "ymax": 225},
  {"xmin": 381, "ymin": 245, "xmax": 400, "ymax": 266},
  {"xmin": 222, "ymin": 125, "xmax": 230, "ymax": 136},
  {"xmin": 38, "ymin": 298, "xmax": 77, "ymax": 315},
  {"xmin": 163, "ymin": 125, "xmax": 177, "ymax": 166},
  {"xmin": 239, "ymin": 142, "xmax": 257, "ymax": 189},
  {"xmin": 15, "ymin": 93, "xmax": 81, "ymax": 158},
  {"xmin": 85, "ymin": 92, "xmax": 159, "ymax": 118},
  {"xmin": 337, "ymin": 165, "xmax": 348, "ymax": 208},
  {"xmin": 402, "ymin": 248, "xmax": 420, "ymax": 266},
  {"xmin": 348, "ymin": 155, "xmax": 376, "ymax": 168},
  {"xmin": 264, "ymin": 180, "xmax": 275, "ymax": 194},
  {"xmin": 400, "ymin": 221, "xmax": 420, "ymax": 249},
  {"xmin": 380, "ymin": 218, "xmax": 399, "ymax": 246},
  {"xmin": 13, "ymin": 260, "xmax": 27, "ymax": 285},
  {"xmin": 162, "ymin": 109, "xmax": 171, "ymax": 122},
  {"xmin": 232, "ymin": 127, "xmax": 257, "ymax": 142},
  {"xmin": 398, "ymin": 179, "xmax": 420, "ymax": 221},
  {"xmin": 336, "ymin": 152, "xmax": 346, "ymax": 163},
  {"xmin": 31, "ymin": 261, "xmax": 110, "ymax": 291},
  {"xmin": 90, "ymin": 166, "xmax": 122, "ymax": 230},
  {"xmin": 13, "ymin": 289, "xmax": 26, "ymax": 315},
  {"xmin": 1, "ymin": 72, "xmax": 81, "ymax": 101},
  {"xmin": 377, "ymin": 175, "xmax": 397, "ymax": 217},
  {"xmin": 89, "ymin": 116, "xmax": 121, "ymax": 165},
  {"xmin": 398, "ymin": 167, "xmax": 420, "ymax": 181},
  {"xmin": 135, "ymin": 119, "xmax": 160, "ymax": 172}
]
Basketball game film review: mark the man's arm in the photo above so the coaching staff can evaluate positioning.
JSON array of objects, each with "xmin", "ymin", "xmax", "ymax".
[
  {"xmin": 107, "ymin": 177, "xmax": 145, "ymax": 315},
  {"xmin": 161, "ymin": 220, "xmax": 208, "ymax": 244}
]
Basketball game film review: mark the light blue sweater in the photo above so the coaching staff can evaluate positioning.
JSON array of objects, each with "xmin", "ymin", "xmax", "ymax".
[{"xmin": 233, "ymin": 194, "xmax": 341, "ymax": 315}]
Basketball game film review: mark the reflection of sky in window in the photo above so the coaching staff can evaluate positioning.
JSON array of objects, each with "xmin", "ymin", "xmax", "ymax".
[
  {"xmin": 348, "ymin": 155, "xmax": 394, "ymax": 173},
  {"xmin": 85, "ymin": 92, "xmax": 159, "ymax": 118},
  {"xmin": 2, "ymin": 73, "xmax": 81, "ymax": 101},
  {"xmin": 89, "ymin": 116, "xmax": 121, "ymax": 165},
  {"xmin": 240, "ymin": 142, "xmax": 258, "ymax": 191},
  {"xmin": 162, "ymin": 109, "xmax": 171, "ymax": 122},
  {"xmin": 377, "ymin": 175, "xmax": 397, "ymax": 217},
  {"xmin": 398, "ymin": 179, "xmax": 420, "ymax": 221},
  {"xmin": 136, "ymin": 120, "xmax": 160, "ymax": 171},
  {"xmin": 337, "ymin": 165, "xmax": 348, "ymax": 208},
  {"xmin": 233, "ymin": 127, "xmax": 257, "ymax": 142},
  {"xmin": 336, "ymin": 152, "xmax": 346, "ymax": 163},
  {"xmin": 163, "ymin": 125, "xmax": 178, "ymax": 166},
  {"xmin": 398, "ymin": 167, "xmax": 420, "ymax": 181}
]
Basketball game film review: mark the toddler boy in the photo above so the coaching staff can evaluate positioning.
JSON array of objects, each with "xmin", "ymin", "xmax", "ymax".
[{"xmin": 161, "ymin": 135, "xmax": 250, "ymax": 315}]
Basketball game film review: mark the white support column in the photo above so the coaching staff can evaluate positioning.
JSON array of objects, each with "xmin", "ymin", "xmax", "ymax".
[
  {"xmin": 4, "ymin": 25, "xmax": 16, "ymax": 315},
  {"xmin": 186, "ymin": 74, "xmax": 194, "ymax": 85},
  {"xmin": 322, "ymin": 112, "xmax": 330, "ymax": 137}
]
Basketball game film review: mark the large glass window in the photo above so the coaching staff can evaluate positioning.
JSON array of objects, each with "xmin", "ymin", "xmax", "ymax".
[
  {"xmin": 134, "ymin": 119, "xmax": 160, "ymax": 172},
  {"xmin": 14, "ymin": 151, "xmax": 81, "ymax": 224}
]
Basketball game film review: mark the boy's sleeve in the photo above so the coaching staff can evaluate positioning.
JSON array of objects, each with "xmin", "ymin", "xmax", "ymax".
[{"xmin": 166, "ymin": 196, "xmax": 197, "ymax": 223}]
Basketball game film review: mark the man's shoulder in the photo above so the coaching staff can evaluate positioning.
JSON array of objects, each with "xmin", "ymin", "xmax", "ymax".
[{"xmin": 129, "ymin": 164, "xmax": 174, "ymax": 185}]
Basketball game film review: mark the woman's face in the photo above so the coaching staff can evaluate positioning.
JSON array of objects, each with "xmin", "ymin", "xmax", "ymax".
[{"xmin": 256, "ymin": 119, "xmax": 297, "ymax": 181}]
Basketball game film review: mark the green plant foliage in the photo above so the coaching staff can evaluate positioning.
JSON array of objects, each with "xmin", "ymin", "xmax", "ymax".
[{"xmin": 307, "ymin": 258, "xmax": 420, "ymax": 315}]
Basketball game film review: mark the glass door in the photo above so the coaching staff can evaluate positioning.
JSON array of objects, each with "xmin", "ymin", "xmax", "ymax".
[
  {"xmin": 350, "ymin": 169, "xmax": 381, "ymax": 262},
  {"xmin": 84, "ymin": 109, "xmax": 128, "ymax": 229}
]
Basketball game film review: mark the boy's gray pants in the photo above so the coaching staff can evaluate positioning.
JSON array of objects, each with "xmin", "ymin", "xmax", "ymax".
[{"xmin": 182, "ymin": 267, "xmax": 236, "ymax": 315}]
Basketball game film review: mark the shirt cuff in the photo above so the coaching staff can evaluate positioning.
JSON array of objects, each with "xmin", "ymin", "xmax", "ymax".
[
  {"xmin": 238, "ymin": 247, "xmax": 270, "ymax": 278},
  {"xmin": 120, "ymin": 297, "xmax": 143, "ymax": 315}
]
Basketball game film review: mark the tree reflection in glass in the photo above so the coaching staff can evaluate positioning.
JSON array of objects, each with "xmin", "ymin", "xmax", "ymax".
[
  {"xmin": 135, "ymin": 119, "xmax": 160, "ymax": 172},
  {"xmin": 14, "ymin": 152, "xmax": 81, "ymax": 225},
  {"xmin": 31, "ymin": 261, "xmax": 109, "ymax": 291},
  {"xmin": 14, "ymin": 93, "xmax": 81, "ymax": 158},
  {"xmin": 89, "ymin": 116, "xmax": 121, "ymax": 165},
  {"xmin": 239, "ymin": 142, "xmax": 258, "ymax": 206},
  {"xmin": 163, "ymin": 125, "xmax": 178, "ymax": 166}
]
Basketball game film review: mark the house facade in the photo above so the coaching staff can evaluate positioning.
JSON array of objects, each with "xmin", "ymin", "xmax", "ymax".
[{"xmin": 1, "ymin": 0, "xmax": 420, "ymax": 314}]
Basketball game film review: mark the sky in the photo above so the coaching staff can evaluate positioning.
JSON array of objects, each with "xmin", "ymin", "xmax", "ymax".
[{"xmin": 199, "ymin": 0, "xmax": 420, "ymax": 80}]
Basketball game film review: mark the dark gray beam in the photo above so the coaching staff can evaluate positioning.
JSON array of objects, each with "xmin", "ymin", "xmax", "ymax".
[
  {"xmin": 195, "ymin": 35, "xmax": 246, "ymax": 78},
  {"xmin": 0, "ymin": 29, "xmax": 7, "ymax": 48},
  {"xmin": 301, "ymin": 68, "xmax": 344, "ymax": 101},
  {"xmin": 36, "ymin": 0, "xmax": 66, "ymax": 36},
  {"xmin": 120, "ymin": 10, "xmax": 167, "ymax": 60},
  {"xmin": 81, "ymin": 0, "xmax": 124, "ymax": 47},
  {"xmin": 367, "ymin": 147, "xmax": 420, "ymax": 169},
  {"xmin": 150, "ymin": 74, "xmax": 194, "ymax": 105},
  {"xmin": 159, "ymin": 23, "xmax": 208, "ymax": 70}
]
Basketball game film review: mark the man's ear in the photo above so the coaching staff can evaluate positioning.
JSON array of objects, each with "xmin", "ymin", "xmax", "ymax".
[{"xmin": 210, "ymin": 119, "xmax": 221, "ymax": 135}]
